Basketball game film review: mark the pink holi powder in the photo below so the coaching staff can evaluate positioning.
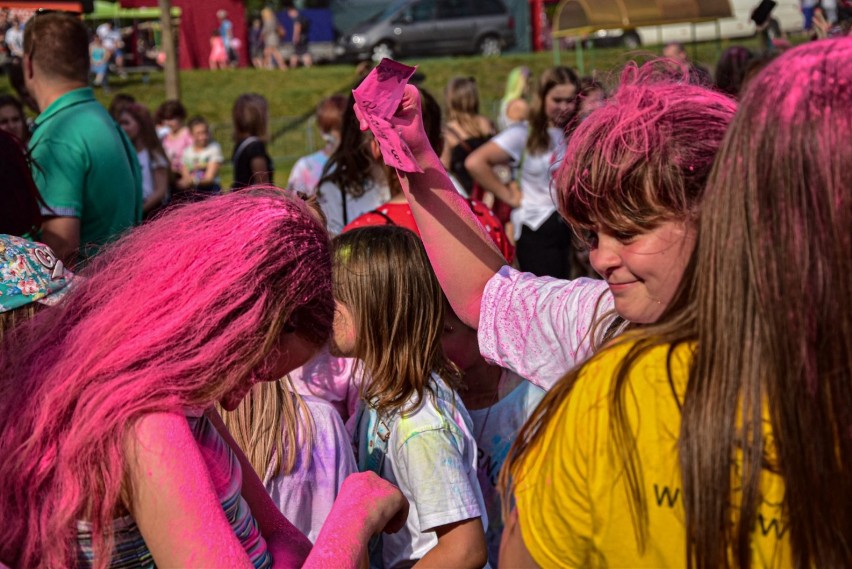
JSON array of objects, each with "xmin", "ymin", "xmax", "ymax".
[{"xmin": 353, "ymin": 59, "xmax": 422, "ymax": 173}]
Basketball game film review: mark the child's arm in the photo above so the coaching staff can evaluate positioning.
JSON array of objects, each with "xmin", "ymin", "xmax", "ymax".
[
  {"xmin": 200, "ymin": 157, "xmax": 222, "ymax": 185},
  {"xmin": 364, "ymin": 85, "xmax": 506, "ymax": 329},
  {"xmin": 143, "ymin": 163, "xmax": 169, "ymax": 214},
  {"xmin": 464, "ymin": 141, "xmax": 522, "ymax": 208},
  {"xmin": 126, "ymin": 412, "xmax": 258, "ymax": 568},
  {"xmin": 415, "ymin": 517, "xmax": 487, "ymax": 569},
  {"xmin": 176, "ymin": 163, "xmax": 193, "ymax": 190},
  {"xmin": 209, "ymin": 409, "xmax": 409, "ymax": 569},
  {"xmin": 199, "ymin": 143, "xmax": 224, "ymax": 186}
]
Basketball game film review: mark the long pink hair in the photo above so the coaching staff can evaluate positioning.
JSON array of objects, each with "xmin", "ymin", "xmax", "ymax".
[{"xmin": 0, "ymin": 187, "xmax": 333, "ymax": 568}]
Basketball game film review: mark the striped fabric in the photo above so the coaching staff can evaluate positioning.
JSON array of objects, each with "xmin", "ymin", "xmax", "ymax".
[{"xmin": 76, "ymin": 413, "xmax": 272, "ymax": 568}]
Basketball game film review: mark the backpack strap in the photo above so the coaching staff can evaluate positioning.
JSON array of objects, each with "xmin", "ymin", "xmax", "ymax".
[
  {"xmin": 232, "ymin": 136, "xmax": 259, "ymax": 167},
  {"xmin": 352, "ymin": 401, "xmax": 396, "ymax": 568},
  {"xmin": 340, "ymin": 185, "xmax": 348, "ymax": 225},
  {"xmin": 368, "ymin": 208, "xmax": 396, "ymax": 226},
  {"xmin": 357, "ymin": 402, "xmax": 397, "ymax": 475}
]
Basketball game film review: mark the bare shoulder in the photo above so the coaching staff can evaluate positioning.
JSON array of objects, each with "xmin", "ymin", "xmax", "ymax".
[
  {"xmin": 506, "ymin": 98, "xmax": 530, "ymax": 122},
  {"xmin": 125, "ymin": 411, "xmax": 197, "ymax": 465},
  {"xmin": 476, "ymin": 115, "xmax": 496, "ymax": 135}
]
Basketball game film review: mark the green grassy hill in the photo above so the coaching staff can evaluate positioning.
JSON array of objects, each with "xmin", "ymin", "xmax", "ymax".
[{"xmin": 3, "ymin": 37, "xmax": 769, "ymax": 187}]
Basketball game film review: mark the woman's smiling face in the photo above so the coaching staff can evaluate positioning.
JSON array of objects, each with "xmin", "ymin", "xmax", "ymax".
[{"xmin": 588, "ymin": 220, "xmax": 696, "ymax": 324}]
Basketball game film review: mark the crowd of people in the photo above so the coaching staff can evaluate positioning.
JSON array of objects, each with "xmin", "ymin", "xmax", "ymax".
[{"xmin": 1, "ymin": 8, "xmax": 850, "ymax": 569}]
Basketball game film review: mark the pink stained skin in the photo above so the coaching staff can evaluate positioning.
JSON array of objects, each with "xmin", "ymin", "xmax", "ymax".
[
  {"xmin": 352, "ymin": 59, "xmax": 421, "ymax": 173},
  {"xmin": 306, "ymin": 472, "xmax": 410, "ymax": 567},
  {"xmin": 209, "ymin": 410, "xmax": 410, "ymax": 569},
  {"xmin": 127, "ymin": 405, "xmax": 408, "ymax": 569},
  {"xmin": 355, "ymin": 87, "xmax": 505, "ymax": 331},
  {"xmin": 127, "ymin": 411, "xmax": 284, "ymax": 568},
  {"xmin": 0, "ymin": 189, "xmax": 342, "ymax": 568}
]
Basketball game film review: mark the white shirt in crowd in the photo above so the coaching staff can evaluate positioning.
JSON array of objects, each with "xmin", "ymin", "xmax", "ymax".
[
  {"xmin": 479, "ymin": 265, "xmax": 614, "ymax": 390},
  {"xmin": 316, "ymin": 175, "xmax": 390, "ymax": 235},
  {"xmin": 136, "ymin": 149, "xmax": 168, "ymax": 201},
  {"xmin": 468, "ymin": 372, "xmax": 545, "ymax": 567},
  {"xmin": 366, "ymin": 373, "xmax": 488, "ymax": 569},
  {"xmin": 490, "ymin": 124, "xmax": 566, "ymax": 240},
  {"xmin": 264, "ymin": 394, "xmax": 357, "ymax": 543}
]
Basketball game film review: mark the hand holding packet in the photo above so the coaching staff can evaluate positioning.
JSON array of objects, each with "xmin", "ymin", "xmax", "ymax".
[{"xmin": 352, "ymin": 58, "xmax": 423, "ymax": 173}]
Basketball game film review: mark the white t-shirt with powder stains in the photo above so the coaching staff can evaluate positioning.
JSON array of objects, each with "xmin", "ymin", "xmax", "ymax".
[
  {"xmin": 362, "ymin": 373, "xmax": 488, "ymax": 569},
  {"xmin": 478, "ymin": 266, "xmax": 615, "ymax": 391},
  {"xmin": 264, "ymin": 394, "xmax": 356, "ymax": 543}
]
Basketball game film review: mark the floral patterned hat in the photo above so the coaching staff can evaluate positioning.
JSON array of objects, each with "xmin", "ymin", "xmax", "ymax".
[{"xmin": 0, "ymin": 234, "xmax": 76, "ymax": 313}]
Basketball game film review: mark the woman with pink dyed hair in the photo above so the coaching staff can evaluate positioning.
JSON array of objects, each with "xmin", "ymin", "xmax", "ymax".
[{"xmin": 0, "ymin": 188, "xmax": 407, "ymax": 569}]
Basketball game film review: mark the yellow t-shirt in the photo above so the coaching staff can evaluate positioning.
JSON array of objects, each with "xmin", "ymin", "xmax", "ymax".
[{"xmin": 514, "ymin": 341, "xmax": 791, "ymax": 568}]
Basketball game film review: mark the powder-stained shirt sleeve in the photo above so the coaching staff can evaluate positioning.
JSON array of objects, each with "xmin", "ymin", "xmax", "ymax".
[
  {"xmin": 393, "ymin": 426, "xmax": 482, "ymax": 533},
  {"xmin": 478, "ymin": 266, "xmax": 614, "ymax": 391}
]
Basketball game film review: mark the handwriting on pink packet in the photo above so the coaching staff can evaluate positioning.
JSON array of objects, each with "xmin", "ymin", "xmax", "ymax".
[
  {"xmin": 353, "ymin": 58, "xmax": 422, "ymax": 173},
  {"xmin": 353, "ymin": 59, "xmax": 416, "ymax": 119},
  {"xmin": 366, "ymin": 114, "xmax": 420, "ymax": 173}
]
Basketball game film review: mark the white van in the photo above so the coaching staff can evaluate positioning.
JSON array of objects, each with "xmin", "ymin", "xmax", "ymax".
[
  {"xmin": 577, "ymin": 0, "xmax": 803, "ymax": 48},
  {"xmin": 635, "ymin": 0, "xmax": 803, "ymax": 45}
]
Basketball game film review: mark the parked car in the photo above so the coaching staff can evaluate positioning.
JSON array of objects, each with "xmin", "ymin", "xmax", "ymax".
[{"xmin": 335, "ymin": 0, "xmax": 516, "ymax": 62}]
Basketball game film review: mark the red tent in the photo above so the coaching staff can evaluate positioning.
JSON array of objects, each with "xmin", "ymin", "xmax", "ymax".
[{"xmin": 120, "ymin": 0, "xmax": 247, "ymax": 69}]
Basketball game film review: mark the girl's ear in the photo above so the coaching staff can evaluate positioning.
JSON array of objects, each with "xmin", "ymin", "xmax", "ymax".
[{"xmin": 370, "ymin": 138, "xmax": 382, "ymax": 161}]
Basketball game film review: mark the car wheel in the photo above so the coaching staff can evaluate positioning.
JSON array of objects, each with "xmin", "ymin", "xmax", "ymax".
[
  {"xmin": 622, "ymin": 31, "xmax": 641, "ymax": 49},
  {"xmin": 478, "ymin": 35, "xmax": 502, "ymax": 57},
  {"xmin": 371, "ymin": 42, "xmax": 394, "ymax": 63}
]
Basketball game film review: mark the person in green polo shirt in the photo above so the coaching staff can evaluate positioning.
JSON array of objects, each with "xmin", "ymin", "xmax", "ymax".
[{"xmin": 24, "ymin": 12, "xmax": 142, "ymax": 266}]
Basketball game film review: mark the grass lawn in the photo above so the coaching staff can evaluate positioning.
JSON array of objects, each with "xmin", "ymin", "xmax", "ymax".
[{"xmin": 2, "ymin": 36, "xmax": 771, "ymax": 187}]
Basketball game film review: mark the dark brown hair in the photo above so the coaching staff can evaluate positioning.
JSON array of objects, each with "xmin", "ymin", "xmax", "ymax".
[
  {"xmin": 120, "ymin": 103, "xmax": 167, "ymax": 163},
  {"xmin": 320, "ymin": 87, "xmax": 442, "ymax": 200},
  {"xmin": 108, "ymin": 93, "xmax": 136, "ymax": 122},
  {"xmin": 232, "ymin": 93, "xmax": 269, "ymax": 141},
  {"xmin": 317, "ymin": 92, "xmax": 372, "ymax": 198},
  {"xmin": 0, "ymin": 130, "xmax": 46, "ymax": 236},
  {"xmin": 156, "ymin": 99, "xmax": 188, "ymax": 122},
  {"xmin": 527, "ymin": 66, "xmax": 579, "ymax": 154},
  {"xmin": 23, "ymin": 12, "xmax": 89, "ymax": 84},
  {"xmin": 187, "ymin": 115, "xmax": 209, "ymax": 131},
  {"xmin": 714, "ymin": 46, "xmax": 753, "ymax": 98}
]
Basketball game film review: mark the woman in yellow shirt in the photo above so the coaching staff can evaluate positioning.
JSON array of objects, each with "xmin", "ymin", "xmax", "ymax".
[{"xmin": 501, "ymin": 38, "xmax": 852, "ymax": 568}]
